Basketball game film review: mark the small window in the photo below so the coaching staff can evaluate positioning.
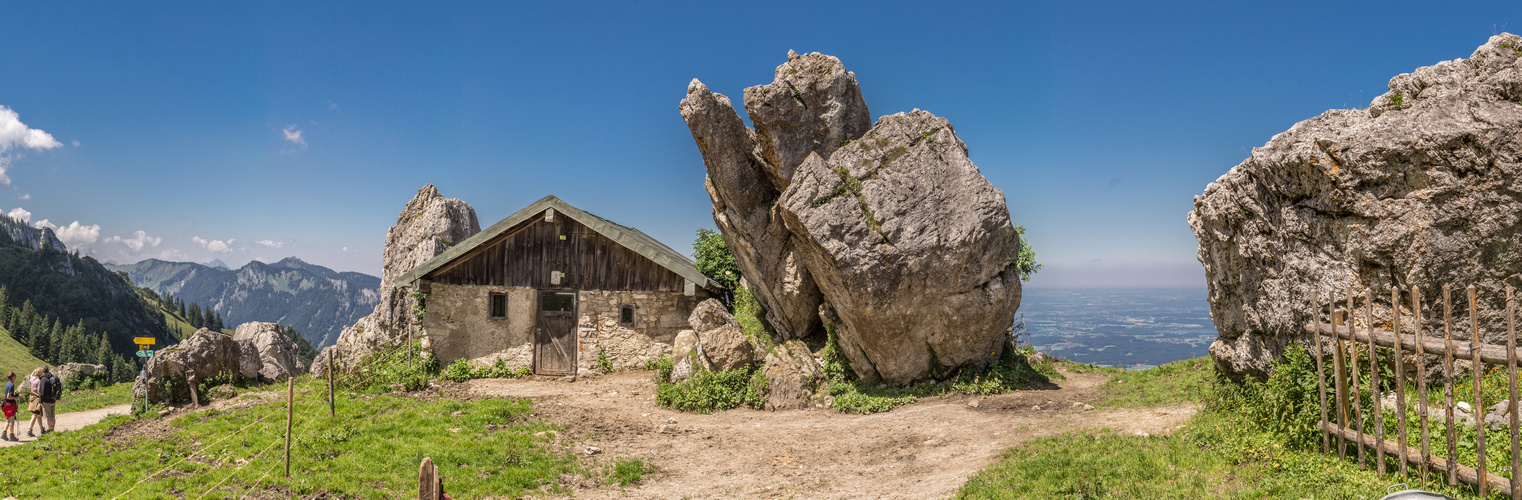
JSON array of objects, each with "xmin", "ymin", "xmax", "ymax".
[
  {"xmin": 619, "ymin": 305, "xmax": 636, "ymax": 326},
  {"xmin": 489, "ymin": 293, "xmax": 507, "ymax": 318}
]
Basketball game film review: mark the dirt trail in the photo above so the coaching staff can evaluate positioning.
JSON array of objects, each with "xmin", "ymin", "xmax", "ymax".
[
  {"xmin": 465, "ymin": 368, "xmax": 1197, "ymax": 499},
  {"xmin": 0, "ymin": 403, "xmax": 131, "ymax": 447}
]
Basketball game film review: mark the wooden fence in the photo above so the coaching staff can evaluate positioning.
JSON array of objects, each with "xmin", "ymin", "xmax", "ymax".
[{"xmin": 1306, "ymin": 284, "xmax": 1522, "ymax": 498}]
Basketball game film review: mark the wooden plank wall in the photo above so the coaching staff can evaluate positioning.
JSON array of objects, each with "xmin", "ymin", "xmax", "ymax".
[{"xmin": 429, "ymin": 214, "xmax": 686, "ymax": 292}]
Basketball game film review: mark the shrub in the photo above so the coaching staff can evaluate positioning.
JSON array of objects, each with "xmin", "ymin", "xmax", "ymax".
[
  {"xmin": 442, "ymin": 357, "xmax": 531, "ymax": 383},
  {"xmin": 652, "ymin": 358, "xmax": 764, "ymax": 414}
]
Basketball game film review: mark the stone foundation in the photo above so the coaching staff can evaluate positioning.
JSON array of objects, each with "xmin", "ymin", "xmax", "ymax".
[{"xmin": 424, "ymin": 284, "xmax": 699, "ymax": 374}]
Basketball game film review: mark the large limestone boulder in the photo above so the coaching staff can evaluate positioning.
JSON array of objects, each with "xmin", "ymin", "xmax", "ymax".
[
  {"xmin": 55, "ymin": 363, "xmax": 106, "ymax": 383},
  {"xmin": 778, "ymin": 110, "xmax": 1023, "ymax": 385},
  {"xmin": 700, "ymin": 324, "xmax": 756, "ymax": 371},
  {"xmin": 688, "ymin": 298, "xmax": 737, "ymax": 332},
  {"xmin": 314, "ymin": 184, "xmax": 479, "ymax": 376},
  {"xmin": 1189, "ymin": 34, "xmax": 1522, "ymax": 380},
  {"xmin": 133, "ymin": 328, "xmax": 243, "ymax": 403},
  {"xmin": 681, "ymin": 54, "xmax": 861, "ymax": 341},
  {"xmin": 761, "ymin": 340, "xmax": 824, "ymax": 411},
  {"xmin": 235, "ymin": 322, "xmax": 305, "ymax": 382}
]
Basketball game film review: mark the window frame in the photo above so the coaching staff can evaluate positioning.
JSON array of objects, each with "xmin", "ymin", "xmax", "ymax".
[
  {"xmin": 489, "ymin": 292, "xmax": 507, "ymax": 319},
  {"xmin": 619, "ymin": 304, "xmax": 636, "ymax": 327}
]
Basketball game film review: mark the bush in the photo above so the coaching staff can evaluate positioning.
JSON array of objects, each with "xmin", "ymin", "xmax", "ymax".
[
  {"xmin": 441, "ymin": 357, "xmax": 531, "ymax": 383},
  {"xmin": 651, "ymin": 357, "xmax": 765, "ymax": 414},
  {"xmin": 1208, "ymin": 343, "xmax": 1321, "ymax": 450},
  {"xmin": 347, "ymin": 339, "xmax": 440, "ymax": 393}
]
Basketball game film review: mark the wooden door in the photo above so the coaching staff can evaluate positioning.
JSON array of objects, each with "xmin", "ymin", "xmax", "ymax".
[{"xmin": 534, "ymin": 290, "xmax": 578, "ymax": 375}]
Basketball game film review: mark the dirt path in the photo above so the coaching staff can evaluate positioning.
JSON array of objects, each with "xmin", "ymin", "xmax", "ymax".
[
  {"xmin": 0, "ymin": 403, "xmax": 131, "ymax": 447},
  {"xmin": 464, "ymin": 368, "xmax": 1197, "ymax": 499}
]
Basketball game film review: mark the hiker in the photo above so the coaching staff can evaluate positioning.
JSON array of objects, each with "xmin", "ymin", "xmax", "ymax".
[
  {"xmin": 2, "ymin": 371, "xmax": 16, "ymax": 441},
  {"xmin": 38, "ymin": 366, "xmax": 60, "ymax": 434},
  {"xmin": 24, "ymin": 367, "xmax": 42, "ymax": 437}
]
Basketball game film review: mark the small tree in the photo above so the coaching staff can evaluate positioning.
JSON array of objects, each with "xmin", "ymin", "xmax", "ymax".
[
  {"xmin": 1014, "ymin": 224, "xmax": 1041, "ymax": 282},
  {"xmin": 692, "ymin": 229, "xmax": 741, "ymax": 305}
]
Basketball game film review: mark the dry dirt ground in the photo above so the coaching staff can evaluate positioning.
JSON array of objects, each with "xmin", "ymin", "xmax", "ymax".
[
  {"xmin": 0, "ymin": 403, "xmax": 132, "ymax": 448},
  {"xmin": 463, "ymin": 367, "xmax": 1199, "ymax": 499}
]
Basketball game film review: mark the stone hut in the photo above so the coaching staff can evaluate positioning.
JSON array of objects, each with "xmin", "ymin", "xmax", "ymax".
[{"xmin": 395, "ymin": 195, "xmax": 721, "ymax": 375}]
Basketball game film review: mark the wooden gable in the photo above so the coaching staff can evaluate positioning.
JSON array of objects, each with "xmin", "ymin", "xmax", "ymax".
[{"xmin": 425, "ymin": 210, "xmax": 687, "ymax": 292}]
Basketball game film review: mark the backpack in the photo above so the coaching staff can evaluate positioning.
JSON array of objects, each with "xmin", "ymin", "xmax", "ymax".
[{"xmin": 40, "ymin": 374, "xmax": 61, "ymax": 403}]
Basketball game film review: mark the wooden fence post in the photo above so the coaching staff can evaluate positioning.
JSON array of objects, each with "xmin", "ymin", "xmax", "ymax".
[
  {"xmin": 285, "ymin": 376, "xmax": 294, "ymax": 478},
  {"xmin": 1334, "ymin": 290, "xmax": 1350, "ymax": 461},
  {"xmin": 186, "ymin": 369, "xmax": 199, "ymax": 407},
  {"xmin": 1508, "ymin": 285, "xmax": 1520, "ymax": 500},
  {"xmin": 328, "ymin": 356, "xmax": 335, "ymax": 418},
  {"xmin": 1313, "ymin": 291, "xmax": 1331, "ymax": 454},
  {"xmin": 1394, "ymin": 287, "xmax": 1409, "ymax": 478},
  {"xmin": 1471, "ymin": 285, "xmax": 1487, "ymax": 499},
  {"xmin": 1370, "ymin": 288, "xmax": 1384, "ymax": 473},
  {"xmin": 1350, "ymin": 285, "xmax": 1365, "ymax": 467},
  {"xmin": 1445, "ymin": 285, "xmax": 1458, "ymax": 486},
  {"xmin": 1414, "ymin": 285, "xmax": 1431, "ymax": 485}
]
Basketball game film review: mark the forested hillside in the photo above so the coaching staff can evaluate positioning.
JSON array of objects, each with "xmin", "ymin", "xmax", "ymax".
[{"xmin": 108, "ymin": 258, "xmax": 380, "ymax": 349}]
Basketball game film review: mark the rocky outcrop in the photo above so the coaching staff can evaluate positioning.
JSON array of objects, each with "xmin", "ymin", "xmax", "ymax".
[
  {"xmin": 55, "ymin": 363, "xmax": 106, "ymax": 383},
  {"xmin": 682, "ymin": 52, "xmax": 1024, "ymax": 386},
  {"xmin": 688, "ymin": 298, "xmax": 736, "ymax": 333},
  {"xmin": 314, "ymin": 184, "xmax": 479, "ymax": 376},
  {"xmin": 133, "ymin": 328, "xmax": 243, "ymax": 403},
  {"xmin": 1189, "ymin": 34, "xmax": 1522, "ymax": 380},
  {"xmin": 761, "ymin": 340, "xmax": 825, "ymax": 410},
  {"xmin": 235, "ymin": 322, "xmax": 305, "ymax": 382},
  {"xmin": 686, "ymin": 298, "xmax": 755, "ymax": 371},
  {"xmin": 680, "ymin": 53, "xmax": 850, "ymax": 341},
  {"xmin": 779, "ymin": 110, "xmax": 1023, "ymax": 384}
]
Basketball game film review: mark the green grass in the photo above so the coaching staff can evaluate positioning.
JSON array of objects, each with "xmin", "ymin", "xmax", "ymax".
[
  {"xmin": 55, "ymin": 381, "xmax": 133, "ymax": 414},
  {"xmin": 0, "ymin": 324, "xmax": 48, "ymax": 380},
  {"xmin": 0, "ymin": 377, "xmax": 576, "ymax": 498},
  {"xmin": 610, "ymin": 458, "xmax": 649, "ymax": 486},
  {"xmin": 959, "ymin": 350, "xmax": 1502, "ymax": 499},
  {"xmin": 823, "ymin": 331, "xmax": 1061, "ymax": 414},
  {"xmin": 1094, "ymin": 357, "xmax": 1214, "ymax": 408}
]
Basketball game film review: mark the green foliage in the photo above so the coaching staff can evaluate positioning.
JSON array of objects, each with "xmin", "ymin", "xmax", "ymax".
[
  {"xmin": 1390, "ymin": 92, "xmax": 1405, "ymax": 108},
  {"xmin": 651, "ymin": 357, "xmax": 765, "ymax": 414},
  {"xmin": 692, "ymin": 229, "xmax": 740, "ymax": 291},
  {"xmin": 597, "ymin": 349, "xmax": 614, "ymax": 373},
  {"xmin": 826, "ymin": 344, "xmax": 1059, "ymax": 414},
  {"xmin": 1209, "ymin": 344, "xmax": 1321, "ymax": 450},
  {"xmin": 441, "ymin": 357, "xmax": 532, "ymax": 383},
  {"xmin": 346, "ymin": 339, "xmax": 439, "ymax": 393},
  {"xmin": 1096, "ymin": 357, "xmax": 1214, "ymax": 408},
  {"xmin": 1013, "ymin": 224, "xmax": 1041, "ymax": 281},
  {"xmin": 820, "ymin": 326, "xmax": 855, "ymax": 383},
  {"xmin": 732, "ymin": 287, "xmax": 774, "ymax": 352},
  {"xmin": 409, "ymin": 291, "xmax": 428, "ymax": 323},
  {"xmin": 610, "ymin": 458, "xmax": 649, "ymax": 486}
]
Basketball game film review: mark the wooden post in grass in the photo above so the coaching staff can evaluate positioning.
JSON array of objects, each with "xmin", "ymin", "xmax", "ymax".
[
  {"xmin": 1471, "ymin": 284, "xmax": 1487, "ymax": 499},
  {"xmin": 1350, "ymin": 285, "xmax": 1365, "ymax": 467},
  {"xmin": 1508, "ymin": 285, "xmax": 1520, "ymax": 500},
  {"xmin": 1314, "ymin": 291, "xmax": 1331, "ymax": 454},
  {"xmin": 419, "ymin": 456, "xmax": 441, "ymax": 500},
  {"xmin": 1370, "ymin": 288, "xmax": 1384, "ymax": 473},
  {"xmin": 285, "ymin": 376, "xmax": 294, "ymax": 478},
  {"xmin": 1445, "ymin": 285, "xmax": 1458, "ymax": 486},
  {"xmin": 327, "ymin": 356, "xmax": 335, "ymax": 418},
  {"xmin": 1334, "ymin": 293, "xmax": 1351, "ymax": 461},
  {"xmin": 186, "ymin": 369, "xmax": 199, "ymax": 407},
  {"xmin": 1393, "ymin": 286, "xmax": 1409, "ymax": 478},
  {"xmin": 1414, "ymin": 285, "xmax": 1431, "ymax": 485}
]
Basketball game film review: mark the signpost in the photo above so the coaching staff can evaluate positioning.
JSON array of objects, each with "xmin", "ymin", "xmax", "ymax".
[{"xmin": 134, "ymin": 337, "xmax": 156, "ymax": 358}]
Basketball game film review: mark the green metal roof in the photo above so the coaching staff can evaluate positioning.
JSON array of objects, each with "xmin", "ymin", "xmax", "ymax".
[{"xmin": 393, "ymin": 195, "xmax": 721, "ymax": 291}]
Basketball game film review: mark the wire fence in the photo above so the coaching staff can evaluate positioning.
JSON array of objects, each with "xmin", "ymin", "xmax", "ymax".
[{"xmin": 109, "ymin": 335, "xmax": 436, "ymax": 499}]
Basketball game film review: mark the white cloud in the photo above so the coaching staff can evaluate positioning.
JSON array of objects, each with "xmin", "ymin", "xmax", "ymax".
[
  {"xmin": 0, "ymin": 106, "xmax": 64, "ymax": 186},
  {"xmin": 256, "ymin": 239, "xmax": 283, "ymax": 248},
  {"xmin": 327, "ymin": 101, "xmax": 340, "ymax": 111},
  {"xmin": 281, "ymin": 125, "xmax": 307, "ymax": 148},
  {"xmin": 193, "ymin": 235, "xmax": 234, "ymax": 253},
  {"xmin": 106, "ymin": 230, "xmax": 162, "ymax": 252},
  {"xmin": 19, "ymin": 194, "xmax": 28, "ymax": 200},
  {"xmin": 34, "ymin": 219, "xmax": 100, "ymax": 250},
  {"xmin": 341, "ymin": 246, "xmax": 349, "ymax": 252},
  {"xmin": 6, "ymin": 207, "xmax": 30, "ymax": 224},
  {"xmin": 70, "ymin": 140, "xmax": 80, "ymax": 147}
]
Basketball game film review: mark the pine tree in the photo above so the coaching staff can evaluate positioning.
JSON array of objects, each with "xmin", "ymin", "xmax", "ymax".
[
  {"xmin": 188, "ymin": 303, "xmax": 202, "ymax": 329},
  {"xmin": 16, "ymin": 300, "xmax": 36, "ymax": 345},
  {"xmin": 94, "ymin": 334, "xmax": 111, "ymax": 367},
  {"xmin": 29, "ymin": 316, "xmax": 49, "ymax": 362},
  {"xmin": 47, "ymin": 318, "xmax": 64, "ymax": 363},
  {"xmin": 0, "ymin": 285, "xmax": 9, "ymax": 328},
  {"xmin": 203, "ymin": 307, "xmax": 216, "ymax": 331},
  {"xmin": 178, "ymin": 299, "xmax": 186, "ymax": 318},
  {"xmin": 64, "ymin": 321, "xmax": 86, "ymax": 363}
]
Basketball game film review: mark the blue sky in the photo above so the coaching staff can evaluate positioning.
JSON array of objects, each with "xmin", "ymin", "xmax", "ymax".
[{"xmin": 0, "ymin": 1, "xmax": 1517, "ymax": 286}]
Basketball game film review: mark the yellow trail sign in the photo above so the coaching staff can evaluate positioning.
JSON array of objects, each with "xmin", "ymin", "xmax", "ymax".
[{"xmin": 133, "ymin": 337, "xmax": 156, "ymax": 345}]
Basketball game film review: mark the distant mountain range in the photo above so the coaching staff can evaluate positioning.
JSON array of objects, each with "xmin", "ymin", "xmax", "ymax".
[{"xmin": 107, "ymin": 258, "xmax": 381, "ymax": 349}]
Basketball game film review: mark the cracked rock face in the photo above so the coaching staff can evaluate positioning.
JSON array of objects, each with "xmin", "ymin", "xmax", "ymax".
[
  {"xmin": 780, "ymin": 111, "xmax": 1023, "ymax": 384},
  {"xmin": 682, "ymin": 52, "xmax": 1023, "ymax": 385},
  {"xmin": 314, "ymin": 184, "xmax": 480, "ymax": 375},
  {"xmin": 1189, "ymin": 34, "xmax": 1522, "ymax": 380}
]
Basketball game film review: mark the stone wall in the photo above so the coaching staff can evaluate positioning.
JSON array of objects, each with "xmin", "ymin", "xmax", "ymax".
[{"xmin": 424, "ymin": 284, "xmax": 700, "ymax": 373}]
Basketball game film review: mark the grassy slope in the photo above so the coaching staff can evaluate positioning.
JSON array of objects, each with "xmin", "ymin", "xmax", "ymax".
[
  {"xmin": 958, "ymin": 357, "xmax": 1494, "ymax": 499},
  {"xmin": 0, "ymin": 324, "xmax": 48, "ymax": 379},
  {"xmin": 0, "ymin": 379, "xmax": 580, "ymax": 498}
]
